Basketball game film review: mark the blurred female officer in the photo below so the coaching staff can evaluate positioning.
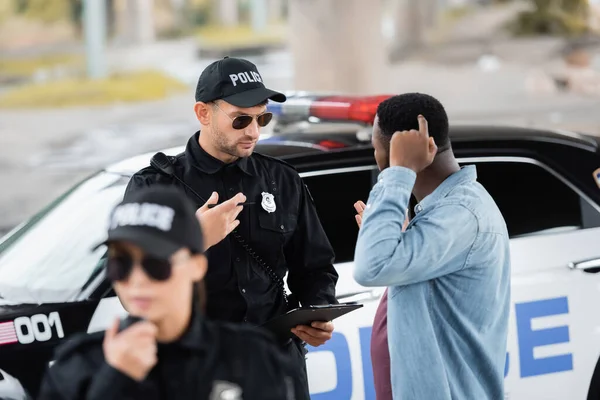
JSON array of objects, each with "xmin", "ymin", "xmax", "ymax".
[{"xmin": 38, "ymin": 185, "xmax": 301, "ymax": 400}]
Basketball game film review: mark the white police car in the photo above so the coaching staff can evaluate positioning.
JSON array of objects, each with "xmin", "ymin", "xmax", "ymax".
[{"xmin": 1, "ymin": 95, "xmax": 600, "ymax": 400}]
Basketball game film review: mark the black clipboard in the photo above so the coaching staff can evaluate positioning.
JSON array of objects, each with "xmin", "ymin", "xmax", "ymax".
[{"xmin": 260, "ymin": 302, "xmax": 363, "ymax": 340}]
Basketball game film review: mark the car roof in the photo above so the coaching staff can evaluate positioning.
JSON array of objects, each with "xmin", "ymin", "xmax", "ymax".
[
  {"xmin": 105, "ymin": 124, "xmax": 599, "ymax": 177},
  {"xmin": 448, "ymin": 124, "xmax": 598, "ymax": 150}
]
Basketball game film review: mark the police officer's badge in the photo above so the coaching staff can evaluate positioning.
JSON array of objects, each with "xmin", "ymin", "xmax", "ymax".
[{"xmin": 261, "ymin": 192, "xmax": 276, "ymax": 213}]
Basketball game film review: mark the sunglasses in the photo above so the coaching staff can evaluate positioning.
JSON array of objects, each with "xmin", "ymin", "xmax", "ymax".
[
  {"xmin": 214, "ymin": 102, "xmax": 273, "ymax": 130},
  {"xmin": 106, "ymin": 253, "xmax": 173, "ymax": 282}
]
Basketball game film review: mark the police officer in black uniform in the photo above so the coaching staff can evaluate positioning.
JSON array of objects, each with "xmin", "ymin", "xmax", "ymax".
[
  {"xmin": 124, "ymin": 57, "xmax": 339, "ymax": 398},
  {"xmin": 38, "ymin": 185, "xmax": 303, "ymax": 400}
]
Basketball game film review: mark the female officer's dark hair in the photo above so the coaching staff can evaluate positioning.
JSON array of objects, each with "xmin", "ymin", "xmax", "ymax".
[{"xmin": 193, "ymin": 281, "xmax": 207, "ymax": 313}]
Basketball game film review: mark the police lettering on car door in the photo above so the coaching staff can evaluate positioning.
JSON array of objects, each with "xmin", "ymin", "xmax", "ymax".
[{"xmin": 306, "ymin": 296, "xmax": 573, "ymax": 400}]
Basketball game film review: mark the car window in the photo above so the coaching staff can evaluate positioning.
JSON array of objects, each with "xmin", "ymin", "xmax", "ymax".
[
  {"xmin": 466, "ymin": 160, "xmax": 600, "ymax": 238},
  {"xmin": 302, "ymin": 167, "xmax": 377, "ymax": 263},
  {"xmin": 0, "ymin": 172, "xmax": 128, "ymax": 304},
  {"xmin": 302, "ymin": 158, "xmax": 599, "ymax": 260}
]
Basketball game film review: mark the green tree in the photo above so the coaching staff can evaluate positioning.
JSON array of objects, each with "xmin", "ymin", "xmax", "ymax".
[
  {"xmin": 509, "ymin": 0, "xmax": 591, "ymax": 36},
  {"xmin": 0, "ymin": 1, "xmax": 16, "ymax": 23},
  {"xmin": 19, "ymin": 0, "xmax": 72, "ymax": 23}
]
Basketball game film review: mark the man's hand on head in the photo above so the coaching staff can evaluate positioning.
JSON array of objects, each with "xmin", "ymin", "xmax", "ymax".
[{"xmin": 389, "ymin": 115, "xmax": 438, "ymax": 173}]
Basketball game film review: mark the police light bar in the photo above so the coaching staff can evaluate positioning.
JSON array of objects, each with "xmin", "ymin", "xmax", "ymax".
[{"xmin": 268, "ymin": 94, "xmax": 393, "ymax": 125}]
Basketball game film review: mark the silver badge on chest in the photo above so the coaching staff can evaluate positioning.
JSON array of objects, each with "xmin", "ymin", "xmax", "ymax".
[{"xmin": 261, "ymin": 192, "xmax": 276, "ymax": 213}]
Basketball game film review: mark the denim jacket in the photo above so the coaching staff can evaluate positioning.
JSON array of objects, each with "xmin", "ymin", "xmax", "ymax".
[{"xmin": 354, "ymin": 166, "xmax": 511, "ymax": 400}]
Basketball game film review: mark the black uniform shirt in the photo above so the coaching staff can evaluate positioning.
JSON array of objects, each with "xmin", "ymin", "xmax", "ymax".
[
  {"xmin": 38, "ymin": 312, "xmax": 303, "ymax": 400},
  {"xmin": 125, "ymin": 132, "xmax": 339, "ymax": 325}
]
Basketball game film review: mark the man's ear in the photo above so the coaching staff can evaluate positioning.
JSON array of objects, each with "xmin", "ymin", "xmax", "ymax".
[
  {"xmin": 190, "ymin": 254, "xmax": 208, "ymax": 281},
  {"xmin": 194, "ymin": 102, "xmax": 212, "ymax": 125}
]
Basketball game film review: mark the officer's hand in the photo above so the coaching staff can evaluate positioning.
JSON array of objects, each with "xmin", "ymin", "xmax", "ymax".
[
  {"xmin": 196, "ymin": 192, "xmax": 246, "ymax": 250},
  {"xmin": 390, "ymin": 115, "xmax": 437, "ymax": 173},
  {"xmin": 354, "ymin": 200, "xmax": 366, "ymax": 228},
  {"xmin": 292, "ymin": 321, "xmax": 334, "ymax": 347},
  {"xmin": 402, "ymin": 212, "xmax": 410, "ymax": 232},
  {"xmin": 103, "ymin": 318, "xmax": 157, "ymax": 381}
]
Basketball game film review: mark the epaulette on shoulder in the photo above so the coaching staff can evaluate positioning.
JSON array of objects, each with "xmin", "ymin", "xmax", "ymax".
[
  {"xmin": 253, "ymin": 152, "xmax": 298, "ymax": 172},
  {"xmin": 134, "ymin": 165, "xmax": 158, "ymax": 177},
  {"xmin": 53, "ymin": 331, "xmax": 104, "ymax": 361}
]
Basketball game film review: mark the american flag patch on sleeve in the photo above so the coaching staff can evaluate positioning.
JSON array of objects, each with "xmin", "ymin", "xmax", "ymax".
[{"xmin": 0, "ymin": 321, "xmax": 18, "ymax": 345}]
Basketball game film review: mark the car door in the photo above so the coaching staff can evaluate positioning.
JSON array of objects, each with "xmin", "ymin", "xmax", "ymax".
[
  {"xmin": 297, "ymin": 145, "xmax": 600, "ymax": 400},
  {"xmin": 297, "ymin": 162, "xmax": 384, "ymax": 400},
  {"xmin": 467, "ymin": 155, "xmax": 600, "ymax": 400},
  {"xmin": 0, "ymin": 170, "xmax": 131, "ymax": 398}
]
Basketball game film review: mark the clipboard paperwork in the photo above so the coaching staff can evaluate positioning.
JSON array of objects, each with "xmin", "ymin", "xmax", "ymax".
[{"xmin": 260, "ymin": 302, "xmax": 363, "ymax": 340}]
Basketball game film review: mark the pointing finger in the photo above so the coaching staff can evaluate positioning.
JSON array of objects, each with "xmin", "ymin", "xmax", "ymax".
[
  {"xmin": 230, "ymin": 205, "xmax": 243, "ymax": 220},
  {"xmin": 228, "ymin": 219, "xmax": 240, "ymax": 234},
  {"xmin": 354, "ymin": 201, "xmax": 365, "ymax": 214},
  {"xmin": 233, "ymin": 192, "xmax": 247, "ymax": 203},
  {"xmin": 220, "ymin": 193, "xmax": 246, "ymax": 210},
  {"xmin": 418, "ymin": 115, "xmax": 429, "ymax": 137},
  {"xmin": 199, "ymin": 192, "xmax": 219, "ymax": 212}
]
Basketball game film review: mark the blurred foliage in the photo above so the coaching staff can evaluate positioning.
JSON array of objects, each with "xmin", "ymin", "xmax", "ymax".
[
  {"xmin": 159, "ymin": 0, "xmax": 210, "ymax": 38},
  {"xmin": 0, "ymin": 54, "xmax": 83, "ymax": 79},
  {"xmin": 186, "ymin": 3, "xmax": 210, "ymax": 27},
  {"xmin": 0, "ymin": 1, "xmax": 16, "ymax": 23},
  {"xmin": 196, "ymin": 23, "xmax": 285, "ymax": 49},
  {"xmin": 186, "ymin": 0, "xmax": 215, "ymax": 27},
  {"xmin": 0, "ymin": 70, "xmax": 188, "ymax": 108},
  {"xmin": 444, "ymin": 4, "xmax": 475, "ymax": 22},
  {"xmin": 508, "ymin": 0, "xmax": 591, "ymax": 36},
  {"xmin": 13, "ymin": 0, "xmax": 73, "ymax": 23}
]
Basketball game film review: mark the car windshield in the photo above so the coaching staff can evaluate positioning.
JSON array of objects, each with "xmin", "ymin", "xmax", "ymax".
[{"xmin": 0, "ymin": 171, "xmax": 129, "ymax": 304}]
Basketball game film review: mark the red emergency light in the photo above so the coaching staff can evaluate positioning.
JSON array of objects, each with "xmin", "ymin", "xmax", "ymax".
[
  {"xmin": 309, "ymin": 95, "xmax": 393, "ymax": 124},
  {"xmin": 317, "ymin": 140, "xmax": 349, "ymax": 149}
]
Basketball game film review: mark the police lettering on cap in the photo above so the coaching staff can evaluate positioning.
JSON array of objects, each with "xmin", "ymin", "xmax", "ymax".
[
  {"xmin": 195, "ymin": 57, "xmax": 286, "ymax": 108},
  {"xmin": 228, "ymin": 71, "xmax": 263, "ymax": 87},
  {"xmin": 110, "ymin": 203, "xmax": 175, "ymax": 232},
  {"xmin": 93, "ymin": 186, "xmax": 204, "ymax": 260}
]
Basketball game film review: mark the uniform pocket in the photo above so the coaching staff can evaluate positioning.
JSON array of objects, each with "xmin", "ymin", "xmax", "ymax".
[
  {"xmin": 251, "ymin": 213, "xmax": 296, "ymax": 272},
  {"xmin": 258, "ymin": 212, "xmax": 296, "ymax": 234},
  {"xmin": 258, "ymin": 211, "xmax": 296, "ymax": 235}
]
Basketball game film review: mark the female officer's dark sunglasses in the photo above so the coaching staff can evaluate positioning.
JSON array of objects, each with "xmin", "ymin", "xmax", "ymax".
[
  {"xmin": 106, "ymin": 253, "xmax": 172, "ymax": 282},
  {"xmin": 213, "ymin": 102, "xmax": 273, "ymax": 130}
]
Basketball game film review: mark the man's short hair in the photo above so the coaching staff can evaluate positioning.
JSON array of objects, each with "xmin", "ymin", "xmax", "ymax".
[{"xmin": 376, "ymin": 93, "xmax": 450, "ymax": 150}]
